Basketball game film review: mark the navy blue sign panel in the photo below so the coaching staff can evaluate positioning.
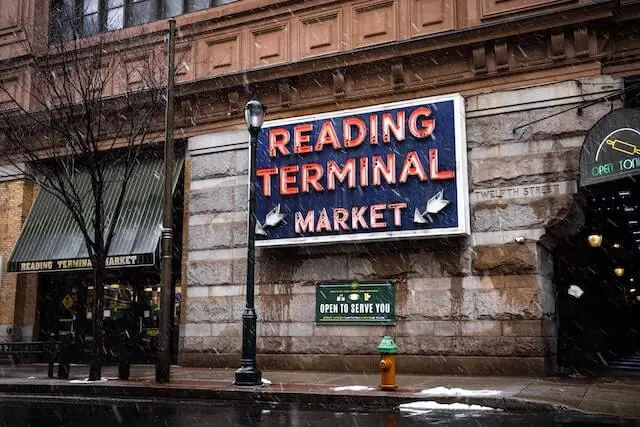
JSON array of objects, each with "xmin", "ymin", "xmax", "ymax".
[{"xmin": 254, "ymin": 94, "xmax": 470, "ymax": 247}]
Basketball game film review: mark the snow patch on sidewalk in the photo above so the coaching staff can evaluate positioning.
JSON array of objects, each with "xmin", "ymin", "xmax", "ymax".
[
  {"xmin": 400, "ymin": 401, "xmax": 499, "ymax": 413},
  {"xmin": 331, "ymin": 385, "xmax": 375, "ymax": 391},
  {"xmin": 419, "ymin": 386, "xmax": 502, "ymax": 397},
  {"xmin": 69, "ymin": 377, "xmax": 108, "ymax": 383}
]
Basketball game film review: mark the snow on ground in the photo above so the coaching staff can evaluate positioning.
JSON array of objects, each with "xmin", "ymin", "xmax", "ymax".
[
  {"xmin": 262, "ymin": 378, "xmax": 272, "ymax": 385},
  {"xmin": 400, "ymin": 401, "xmax": 499, "ymax": 413},
  {"xmin": 331, "ymin": 385, "xmax": 375, "ymax": 391},
  {"xmin": 419, "ymin": 386, "xmax": 502, "ymax": 397},
  {"xmin": 69, "ymin": 377, "xmax": 108, "ymax": 383}
]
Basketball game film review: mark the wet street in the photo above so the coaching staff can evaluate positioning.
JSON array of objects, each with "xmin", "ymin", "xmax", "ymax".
[{"xmin": 0, "ymin": 397, "xmax": 634, "ymax": 427}]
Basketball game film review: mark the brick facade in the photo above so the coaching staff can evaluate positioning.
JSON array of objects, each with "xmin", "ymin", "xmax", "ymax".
[{"xmin": 0, "ymin": 179, "xmax": 36, "ymax": 340}]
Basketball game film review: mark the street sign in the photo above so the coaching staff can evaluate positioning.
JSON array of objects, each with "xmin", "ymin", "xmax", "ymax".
[{"xmin": 316, "ymin": 281, "xmax": 395, "ymax": 325}]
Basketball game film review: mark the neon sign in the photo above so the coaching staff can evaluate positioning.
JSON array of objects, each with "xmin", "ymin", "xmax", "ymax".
[{"xmin": 254, "ymin": 94, "xmax": 470, "ymax": 246}]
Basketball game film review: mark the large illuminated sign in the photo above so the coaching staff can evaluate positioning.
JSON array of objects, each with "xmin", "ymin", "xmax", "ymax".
[{"xmin": 254, "ymin": 94, "xmax": 469, "ymax": 246}]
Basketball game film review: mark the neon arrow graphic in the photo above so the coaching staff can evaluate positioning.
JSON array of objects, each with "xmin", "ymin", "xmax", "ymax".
[
  {"xmin": 413, "ymin": 190, "xmax": 450, "ymax": 224},
  {"xmin": 256, "ymin": 204, "xmax": 285, "ymax": 236}
]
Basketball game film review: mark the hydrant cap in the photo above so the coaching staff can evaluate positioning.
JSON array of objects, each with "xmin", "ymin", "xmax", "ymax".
[{"xmin": 378, "ymin": 335, "xmax": 398, "ymax": 354}]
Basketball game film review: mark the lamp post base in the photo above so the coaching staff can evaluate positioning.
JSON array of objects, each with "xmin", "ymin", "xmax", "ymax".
[{"xmin": 234, "ymin": 365, "xmax": 262, "ymax": 386}]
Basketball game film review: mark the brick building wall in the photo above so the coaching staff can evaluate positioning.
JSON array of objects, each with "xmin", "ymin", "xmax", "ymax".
[{"xmin": 0, "ymin": 179, "xmax": 36, "ymax": 340}]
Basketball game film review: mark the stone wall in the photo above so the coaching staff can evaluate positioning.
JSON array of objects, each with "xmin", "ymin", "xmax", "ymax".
[{"xmin": 181, "ymin": 75, "xmax": 623, "ymax": 375}]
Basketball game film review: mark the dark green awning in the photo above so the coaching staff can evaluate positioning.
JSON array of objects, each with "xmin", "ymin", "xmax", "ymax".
[{"xmin": 8, "ymin": 154, "xmax": 182, "ymax": 273}]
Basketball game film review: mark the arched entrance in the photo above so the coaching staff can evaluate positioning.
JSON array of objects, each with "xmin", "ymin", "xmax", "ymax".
[{"xmin": 556, "ymin": 108, "xmax": 640, "ymax": 373}]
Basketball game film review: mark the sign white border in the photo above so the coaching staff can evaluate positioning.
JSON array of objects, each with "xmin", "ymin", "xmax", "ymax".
[{"xmin": 255, "ymin": 93, "xmax": 470, "ymax": 247}]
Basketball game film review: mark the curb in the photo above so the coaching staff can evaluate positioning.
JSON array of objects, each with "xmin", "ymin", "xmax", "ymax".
[{"xmin": 0, "ymin": 381, "xmax": 594, "ymax": 416}]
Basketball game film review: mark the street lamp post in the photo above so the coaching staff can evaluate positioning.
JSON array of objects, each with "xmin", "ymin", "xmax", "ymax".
[{"xmin": 235, "ymin": 99, "xmax": 267, "ymax": 386}]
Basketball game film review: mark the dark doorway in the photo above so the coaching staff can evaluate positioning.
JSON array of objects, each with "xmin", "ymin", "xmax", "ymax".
[
  {"xmin": 36, "ymin": 267, "xmax": 183, "ymax": 364},
  {"xmin": 555, "ymin": 177, "xmax": 640, "ymax": 373}
]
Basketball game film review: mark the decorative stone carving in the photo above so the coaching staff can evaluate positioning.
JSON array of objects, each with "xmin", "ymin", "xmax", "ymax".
[
  {"xmin": 550, "ymin": 31, "xmax": 566, "ymax": 61},
  {"xmin": 391, "ymin": 61, "xmax": 405, "ymax": 89},
  {"xmin": 228, "ymin": 90, "xmax": 241, "ymax": 113},
  {"xmin": 472, "ymin": 45, "xmax": 487, "ymax": 74},
  {"xmin": 494, "ymin": 41, "xmax": 509, "ymax": 72},
  {"xmin": 574, "ymin": 27, "xmax": 589, "ymax": 58},
  {"xmin": 333, "ymin": 69, "xmax": 345, "ymax": 98},
  {"xmin": 279, "ymin": 79, "xmax": 291, "ymax": 107}
]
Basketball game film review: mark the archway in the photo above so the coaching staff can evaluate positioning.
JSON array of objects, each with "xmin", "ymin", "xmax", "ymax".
[{"xmin": 555, "ymin": 108, "xmax": 640, "ymax": 374}]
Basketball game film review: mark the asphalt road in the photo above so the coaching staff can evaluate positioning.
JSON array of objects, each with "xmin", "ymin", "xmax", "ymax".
[{"xmin": 0, "ymin": 396, "xmax": 635, "ymax": 427}]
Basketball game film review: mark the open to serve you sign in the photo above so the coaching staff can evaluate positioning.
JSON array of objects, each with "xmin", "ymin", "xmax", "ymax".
[{"xmin": 254, "ymin": 94, "xmax": 470, "ymax": 247}]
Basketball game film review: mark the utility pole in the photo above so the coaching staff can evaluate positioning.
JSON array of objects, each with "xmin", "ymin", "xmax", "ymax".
[{"xmin": 156, "ymin": 17, "xmax": 176, "ymax": 384}]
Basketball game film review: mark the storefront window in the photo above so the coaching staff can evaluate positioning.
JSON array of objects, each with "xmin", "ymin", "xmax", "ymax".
[{"xmin": 39, "ymin": 273, "xmax": 181, "ymax": 363}]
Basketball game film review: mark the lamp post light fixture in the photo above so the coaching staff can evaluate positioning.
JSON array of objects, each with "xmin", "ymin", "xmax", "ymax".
[
  {"xmin": 235, "ymin": 99, "xmax": 267, "ymax": 387},
  {"xmin": 587, "ymin": 233, "xmax": 603, "ymax": 248}
]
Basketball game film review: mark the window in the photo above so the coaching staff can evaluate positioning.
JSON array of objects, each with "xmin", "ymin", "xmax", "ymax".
[
  {"xmin": 129, "ymin": 0, "xmax": 158, "ymax": 27},
  {"xmin": 106, "ymin": 0, "xmax": 125, "ymax": 31},
  {"xmin": 50, "ymin": 0, "xmax": 77, "ymax": 40},
  {"xmin": 50, "ymin": 0, "xmax": 238, "ymax": 40}
]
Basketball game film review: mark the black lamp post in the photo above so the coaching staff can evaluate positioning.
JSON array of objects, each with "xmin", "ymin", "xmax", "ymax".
[{"xmin": 234, "ymin": 99, "xmax": 267, "ymax": 386}]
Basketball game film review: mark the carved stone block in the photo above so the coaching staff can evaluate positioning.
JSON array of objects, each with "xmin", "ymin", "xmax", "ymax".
[
  {"xmin": 409, "ymin": 0, "xmax": 455, "ymax": 37},
  {"xmin": 550, "ymin": 31, "xmax": 566, "ymax": 61},
  {"xmin": 333, "ymin": 69, "xmax": 345, "ymax": 98},
  {"xmin": 197, "ymin": 34, "xmax": 240, "ymax": 78},
  {"xmin": 249, "ymin": 24, "xmax": 289, "ymax": 68},
  {"xmin": 494, "ymin": 41, "xmax": 509, "ymax": 72},
  {"xmin": 299, "ymin": 10, "xmax": 342, "ymax": 58},
  {"xmin": 279, "ymin": 79, "xmax": 291, "ymax": 107},
  {"xmin": 352, "ymin": 0, "xmax": 397, "ymax": 48},
  {"xmin": 472, "ymin": 45, "xmax": 487, "ymax": 74},
  {"xmin": 391, "ymin": 61, "xmax": 405, "ymax": 89},
  {"xmin": 574, "ymin": 27, "xmax": 589, "ymax": 58},
  {"xmin": 227, "ymin": 90, "xmax": 240, "ymax": 113}
]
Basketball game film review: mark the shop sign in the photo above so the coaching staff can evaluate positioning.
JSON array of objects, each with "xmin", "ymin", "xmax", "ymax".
[
  {"xmin": 62, "ymin": 294, "xmax": 74, "ymax": 310},
  {"xmin": 11, "ymin": 253, "xmax": 155, "ymax": 272},
  {"xmin": 255, "ymin": 94, "xmax": 469, "ymax": 246},
  {"xmin": 580, "ymin": 108, "xmax": 640, "ymax": 187},
  {"xmin": 146, "ymin": 328, "xmax": 160, "ymax": 337},
  {"xmin": 316, "ymin": 281, "xmax": 395, "ymax": 325}
]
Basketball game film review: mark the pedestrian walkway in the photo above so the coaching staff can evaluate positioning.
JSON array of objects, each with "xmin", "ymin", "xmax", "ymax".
[{"xmin": 0, "ymin": 364, "xmax": 639, "ymax": 419}]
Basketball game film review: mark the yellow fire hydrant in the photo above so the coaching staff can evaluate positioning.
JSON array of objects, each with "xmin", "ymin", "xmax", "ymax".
[{"xmin": 378, "ymin": 335, "xmax": 398, "ymax": 390}]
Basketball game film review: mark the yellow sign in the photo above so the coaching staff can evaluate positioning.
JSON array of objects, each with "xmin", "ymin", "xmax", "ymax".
[
  {"xmin": 607, "ymin": 139, "xmax": 640, "ymax": 156},
  {"xmin": 146, "ymin": 328, "xmax": 160, "ymax": 337},
  {"xmin": 62, "ymin": 294, "xmax": 74, "ymax": 310}
]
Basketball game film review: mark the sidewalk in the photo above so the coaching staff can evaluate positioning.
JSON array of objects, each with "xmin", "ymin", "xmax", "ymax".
[{"xmin": 0, "ymin": 364, "xmax": 639, "ymax": 419}]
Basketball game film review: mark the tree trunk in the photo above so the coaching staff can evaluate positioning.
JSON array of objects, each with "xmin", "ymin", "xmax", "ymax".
[{"xmin": 88, "ymin": 256, "xmax": 106, "ymax": 381}]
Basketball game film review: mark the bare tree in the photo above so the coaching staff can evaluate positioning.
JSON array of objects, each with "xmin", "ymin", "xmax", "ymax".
[{"xmin": 0, "ymin": 14, "xmax": 165, "ymax": 380}]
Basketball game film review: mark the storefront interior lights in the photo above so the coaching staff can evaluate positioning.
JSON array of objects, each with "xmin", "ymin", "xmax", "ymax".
[
  {"xmin": 612, "ymin": 242, "xmax": 622, "ymax": 249},
  {"xmin": 631, "ymin": 288, "xmax": 637, "ymax": 293},
  {"xmin": 87, "ymin": 285, "xmax": 94, "ymax": 290},
  {"xmin": 111, "ymin": 284, "xmax": 120, "ymax": 289},
  {"xmin": 157, "ymin": 287, "xmax": 161, "ymax": 292},
  {"xmin": 144, "ymin": 287, "xmax": 153, "ymax": 292},
  {"xmin": 614, "ymin": 267, "xmax": 625, "ymax": 277},
  {"xmin": 587, "ymin": 234, "xmax": 603, "ymax": 247}
]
